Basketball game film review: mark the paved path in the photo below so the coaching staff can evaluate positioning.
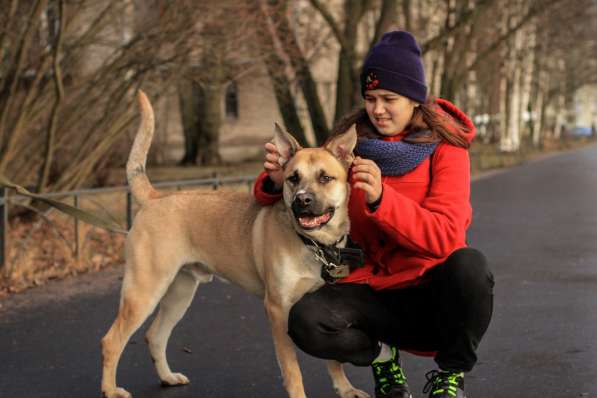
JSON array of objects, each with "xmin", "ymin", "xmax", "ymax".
[{"xmin": 1, "ymin": 145, "xmax": 597, "ymax": 398}]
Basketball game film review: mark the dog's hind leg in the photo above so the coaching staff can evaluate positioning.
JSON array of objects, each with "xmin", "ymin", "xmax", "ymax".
[
  {"xmin": 101, "ymin": 252, "xmax": 183, "ymax": 398},
  {"xmin": 327, "ymin": 360, "xmax": 370, "ymax": 398},
  {"xmin": 145, "ymin": 265, "xmax": 211, "ymax": 386}
]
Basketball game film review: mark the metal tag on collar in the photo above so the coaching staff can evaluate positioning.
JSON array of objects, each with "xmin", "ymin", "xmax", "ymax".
[
  {"xmin": 320, "ymin": 262, "xmax": 349, "ymax": 284},
  {"xmin": 326, "ymin": 263, "xmax": 350, "ymax": 279},
  {"xmin": 307, "ymin": 236, "xmax": 351, "ymax": 283}
]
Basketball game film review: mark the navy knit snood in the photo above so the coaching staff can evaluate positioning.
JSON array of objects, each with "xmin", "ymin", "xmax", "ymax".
[{"xmin": 355, "ymin": 133, "xmax": 437, "ymax": 176}]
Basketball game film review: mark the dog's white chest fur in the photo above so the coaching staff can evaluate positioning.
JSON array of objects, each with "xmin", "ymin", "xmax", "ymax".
[{"xmin": 273, "ymin": 245, "xmax": 325, "ymax": 295}]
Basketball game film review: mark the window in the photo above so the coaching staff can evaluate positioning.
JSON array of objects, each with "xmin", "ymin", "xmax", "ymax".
[{"xmin": 225, "ymin": 81, "xmax": 239, "ymax": 119}]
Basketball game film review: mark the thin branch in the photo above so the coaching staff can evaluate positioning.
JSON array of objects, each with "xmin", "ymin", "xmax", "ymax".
[
  {"xmin": 0, "ymin": 0, "xmax": 49, "ymax": 153},
  {"xmin": 38, "ymin": 0, "xmax": 66, "ymax": 193},
  {"xmin": 307, "ymin": 0, "xmax": 350, "ymax": 50},
  {"xmin": 463, "ymin": 0, "xmax": 566, "ymax": 76},
  {"xmin": 0, "ymin": 0, "xmax": 19, "ymax": 67},
  {"xmin": 421, "ymin": 0, "xmax": 495, "ymax": 53}
]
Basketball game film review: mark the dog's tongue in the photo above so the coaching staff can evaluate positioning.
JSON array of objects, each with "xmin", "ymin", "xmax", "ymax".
[{"xmin": 299, "ymin": 212, "xmax": 331, "ymax": 228}]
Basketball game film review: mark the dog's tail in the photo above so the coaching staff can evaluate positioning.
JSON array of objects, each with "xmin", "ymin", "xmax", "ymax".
[{"xmin": 126, "ymin": 90, "xmax": 161, "ymax": 206}]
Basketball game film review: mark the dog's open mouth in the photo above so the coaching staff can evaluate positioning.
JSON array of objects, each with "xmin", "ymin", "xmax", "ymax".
[{"xmin": 296, "ymin": 208, "xmax": 335, "ymax": 230}]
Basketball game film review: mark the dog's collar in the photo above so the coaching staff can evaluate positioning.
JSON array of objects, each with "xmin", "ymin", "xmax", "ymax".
[{"xmin": 298, "ymin": 234, "xmax": 365, "ymax": 284}]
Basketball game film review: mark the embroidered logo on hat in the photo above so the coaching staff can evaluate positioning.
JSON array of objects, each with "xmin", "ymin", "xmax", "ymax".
[{"xmin": 365, "ymin": 71, "xmax": 380, "ymax": 90}]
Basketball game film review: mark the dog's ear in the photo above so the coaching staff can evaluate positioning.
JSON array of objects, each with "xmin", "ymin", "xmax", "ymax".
[
  {"xmin": 324, "ymin": 124, "xmax": 357, "ymax": 168},
  {"xmin": 273, "ymin": 123, "xmax": 302, "ymax": 167}
]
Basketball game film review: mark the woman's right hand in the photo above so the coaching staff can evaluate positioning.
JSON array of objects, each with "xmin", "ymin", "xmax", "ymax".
[{"xmin": 264, "ymin": 142, "xmax": 284, "ymax": 189}]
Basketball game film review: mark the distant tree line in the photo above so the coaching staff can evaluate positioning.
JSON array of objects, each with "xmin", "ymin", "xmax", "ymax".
[{"xmin": 0, "ymin": 0, "xmax": 595, "ymax": 192}]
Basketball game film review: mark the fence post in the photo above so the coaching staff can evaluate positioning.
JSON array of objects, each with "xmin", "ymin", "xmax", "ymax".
[
  {"xmin": 0, "ymin": 188, "xmax": 7, "ymax": 272},
  {"xmin": 126, "ymin": 191, "xmax": 132, "ymax": 230},
  {"xmin": 212, "ymin": 172, "xmax": 219, "ymax": 191},
  {"xmin": 73, "ymin": 194, "xmax": 80, "ymax": 262}
]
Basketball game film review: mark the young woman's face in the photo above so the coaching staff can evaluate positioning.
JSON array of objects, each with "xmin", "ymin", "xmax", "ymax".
[{"xmin": 364, "ymin": 89, "xmax": 418, "ymax": 136}]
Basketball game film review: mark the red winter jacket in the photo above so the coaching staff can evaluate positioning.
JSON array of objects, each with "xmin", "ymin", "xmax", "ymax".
[{"xmin": 253, "ymin": 98, "xmax": 475, "ymax": 290}]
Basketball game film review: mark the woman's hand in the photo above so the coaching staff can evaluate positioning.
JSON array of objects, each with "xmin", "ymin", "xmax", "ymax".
[
  {"xmin": 352, "ymin": 156, "xmax": 383, "ymax": 204},
  {"xmin": 263, "ymin": 142, "xmax": 285, "ymax": 189}
]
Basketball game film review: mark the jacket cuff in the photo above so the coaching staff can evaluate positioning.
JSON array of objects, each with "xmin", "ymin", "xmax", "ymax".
[
  {"xmin": 253, "ymin": 171, "xmax": 283, "ymax": 206},
  {"xmin": 366, "ymin": 188, "xmax": 383, "ymax": 213},
  {"xmin": 262, "ymin": 175, "xmax": 283, "ymax": 194}
]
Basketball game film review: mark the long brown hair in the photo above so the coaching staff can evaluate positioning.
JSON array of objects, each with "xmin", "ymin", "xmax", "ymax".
[{"xmin": 330, "ymin": 96, "xmax": 471, "ymax": 149}]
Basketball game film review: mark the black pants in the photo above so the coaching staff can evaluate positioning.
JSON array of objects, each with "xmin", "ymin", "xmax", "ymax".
[{"xmin": 287, "ymin": 248, "xmax": 494, "ymax": 372}]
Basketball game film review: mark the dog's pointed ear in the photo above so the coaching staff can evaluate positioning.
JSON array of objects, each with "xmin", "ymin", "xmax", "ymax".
[
  {"xmin": 273, "ymin": 123, "xmax": 302, "ymax": 167},
  {"xmin": 324, "ymin": 124, "xmax": 357, "ymax": 167}
]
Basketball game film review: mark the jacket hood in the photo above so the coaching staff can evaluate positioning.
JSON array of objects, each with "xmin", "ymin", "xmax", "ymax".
[
  {"xmin": 353, "ymin": 98, "xmax": 476, "ymax": 143},
  {"xmin": 435, "ymin": 98, "xmax": 476, "ymax": 143}
]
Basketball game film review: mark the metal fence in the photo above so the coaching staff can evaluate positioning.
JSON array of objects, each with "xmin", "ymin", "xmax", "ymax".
[{"xmin": 0, "ymin": 174, "xmax": 257, "ymax": 271}]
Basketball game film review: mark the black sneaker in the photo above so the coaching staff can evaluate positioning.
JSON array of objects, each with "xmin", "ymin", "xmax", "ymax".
[
  {"xmin": 423, "ymin": 370, "xmax": 466, "ymax": 398},
  {"xmin": 371, "ymin": 346, "xmax": 412, "ymax": 398}
]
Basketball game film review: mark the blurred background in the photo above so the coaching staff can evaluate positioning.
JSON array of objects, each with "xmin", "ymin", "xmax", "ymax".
[{"xmin": 0, "ymin": 0, "xmax": 596, "ymax": 293}]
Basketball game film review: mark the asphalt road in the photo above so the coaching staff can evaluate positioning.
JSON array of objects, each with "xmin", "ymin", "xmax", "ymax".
[{"xmin": 2, "ymin": 145, "xmax": 597, "ymax": 398}]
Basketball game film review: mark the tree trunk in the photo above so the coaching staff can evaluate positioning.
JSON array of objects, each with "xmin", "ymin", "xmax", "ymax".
[
  {"xmin": 439, "ymin": 0, "xmax": 456, "ymax": 100},
  {"xmin": 518, "ymin": 25, "xmax": 534, "ymax": 147},
  {"xmin": 263, "ymin": 59, "xmax": 309, "ymax": 146},
  {"xmin": 177, "ymin": 79, "xmax": 203, "ymax": 165},
  {"xmin": 196, "ymin": 82, "xmax": 222, "ymax": 165},
  {"xmin": 268, "ymin": 0, "xmax": 329, "ymax": 144},
  {"xmin": 254, "ymin": 0, "xmax": 308, "ymax": 145},
  {"xmin": 531, "ymin": 82, "xmax": 545, "ymax": 148},
  {"xmin": 333, "ymin": 0, "xmax": 367, "ymax": 123},
  {"xmin": 334, "ymin": 48, "xmax": 355, "ymax": 122},
  {"xmin": 402, "ymin": 0, "xmax": 412, "ymax": 32},
  {"xmin": 529, "ymin": 22, "xmax": 544, "ymax": 148}
]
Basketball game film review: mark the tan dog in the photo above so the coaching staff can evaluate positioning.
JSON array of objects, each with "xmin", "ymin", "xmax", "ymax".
[{"xmin": 100, "ymin": 92, "xmax": 368, "ymax": 398}]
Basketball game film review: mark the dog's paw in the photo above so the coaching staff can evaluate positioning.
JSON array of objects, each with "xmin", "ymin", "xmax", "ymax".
[
  {"xmin": 160, "ymin": 372, "xmax": 190, "ymax": 387},
  {"xmin": 338, "ymin": 388, "xmax": 370, "ymax": 398},
  {"xmin": 102, "ymin": 387, "xmax": 132, "ymax": 398}
]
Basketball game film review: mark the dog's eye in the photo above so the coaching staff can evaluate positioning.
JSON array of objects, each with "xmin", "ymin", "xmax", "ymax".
[
  {"xmin": 319, "ymin": 175, "xmax": 335, "ymax": 184},
  {"xmin": 287, "ymin": 172, "xmax": 300, "ymax": 185}
]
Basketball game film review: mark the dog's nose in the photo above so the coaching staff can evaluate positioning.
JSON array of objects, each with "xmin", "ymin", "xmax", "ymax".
[{"xmin": 294, "ymin": 192, "xmax": 314, "ymax": 208}]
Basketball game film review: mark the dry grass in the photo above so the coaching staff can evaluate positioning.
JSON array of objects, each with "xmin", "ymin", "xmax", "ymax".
[
  {"xmin": 1, "ymin": 211, "xmax": 126, "ymax": 297},
  {"xmin": 0, "ymin": 183, "xmax": 254, "ymax": 297}
]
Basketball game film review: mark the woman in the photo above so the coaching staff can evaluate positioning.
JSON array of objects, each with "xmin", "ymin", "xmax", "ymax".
[{"xmin": 253, "ymin": 31, "xmax": 494, "ymax": 398}]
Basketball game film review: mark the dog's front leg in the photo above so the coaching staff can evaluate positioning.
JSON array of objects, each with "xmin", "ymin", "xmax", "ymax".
[
  {"xmin": 264, "ymin": 298, "xmax": 307, "ymax": 398},
  {"xmin": 327, "ymin": 360, "xmax": 370, "ymax": 398}
]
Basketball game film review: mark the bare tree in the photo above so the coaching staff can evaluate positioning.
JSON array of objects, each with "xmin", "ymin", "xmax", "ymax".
[
  {"xmin": 0, "ymin": 0, "xmax": 200, "ymax": 190},
  {"xmin": 177, "ymin": 0, "xmax": 264, "ymax": 165}
]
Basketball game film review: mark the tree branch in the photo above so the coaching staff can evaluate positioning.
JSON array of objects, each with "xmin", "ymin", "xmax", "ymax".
[
  {"xmin": 421, "ymin": 0, "xmax": 495, "ymax": 53},
  {"xmin": 368, "ymin": 0, "xmax": 398, "ymax": 51},
  {"xmin": 38, "ymin": 0, "xmax": 66, "ymax": 193},
  {"xmin": 307, "ymin": 0, "xmax": 350, "ymax": 50},
  {"xmin": 463, "ymin": 0, "xmax": 567, "ymax": 76},
  {"xmin": 0, "ymin": 0, "xmax": 49, "ymax": 155}
]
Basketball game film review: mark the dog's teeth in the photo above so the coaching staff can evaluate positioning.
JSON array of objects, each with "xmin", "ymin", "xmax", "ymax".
[{"xmin": 299, "ymin": 212, "xmax": 332, "ymax": 228}]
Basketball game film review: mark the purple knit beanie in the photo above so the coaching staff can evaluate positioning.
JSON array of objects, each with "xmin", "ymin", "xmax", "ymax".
[{"xmin": 360, "ymin": 31, "xmax": 427, "ymax": 103}]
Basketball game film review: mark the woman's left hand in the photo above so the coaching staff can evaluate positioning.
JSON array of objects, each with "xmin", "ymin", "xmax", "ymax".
[{"xmin": 352, "ymin": 156, "xmax": 383, "ymax": 204}]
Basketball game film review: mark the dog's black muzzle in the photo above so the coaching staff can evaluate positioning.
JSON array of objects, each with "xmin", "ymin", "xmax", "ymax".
[{"xmin": 291, "ymin": 192, "xmax": 316, "ymax": 217}]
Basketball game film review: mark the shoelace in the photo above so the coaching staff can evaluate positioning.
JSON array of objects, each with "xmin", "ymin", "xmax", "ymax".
[
  {"xmin": 373, "ymin": 359, "xmax": 407, "ymax": 394},
  {"xmin": 422, "ymin": 370, "xmax": 463, "ymax": 397}
]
